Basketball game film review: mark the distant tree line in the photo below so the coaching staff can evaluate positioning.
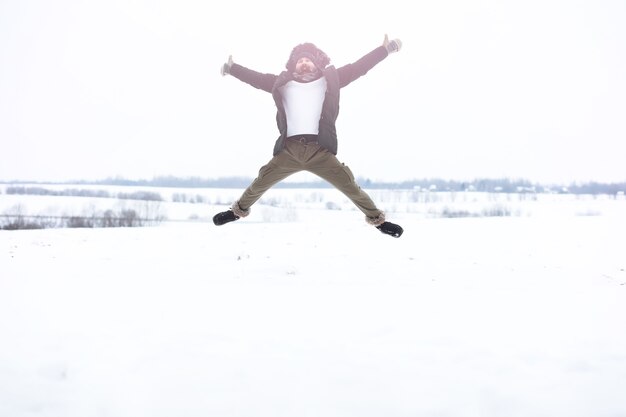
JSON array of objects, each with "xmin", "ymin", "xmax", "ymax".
[
  {"xmin": 564, "ymin": 182, "xmax": 626, "ymax": 195},
  {"xmin": 90, "ymin": 176, "xmax": 626, "ymax": 195},
  {"xmin": 2, "ymin": 177, "xmax": 625, "ymax": 195},
  {"xmin": 359, "ymin": 177, "xmax": 538, "ymax": 193}
]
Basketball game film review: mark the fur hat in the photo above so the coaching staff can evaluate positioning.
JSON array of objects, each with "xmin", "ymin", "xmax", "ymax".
[{"xmin": 285, "ymin": 43, "xmax": 330, "ymax": 71}]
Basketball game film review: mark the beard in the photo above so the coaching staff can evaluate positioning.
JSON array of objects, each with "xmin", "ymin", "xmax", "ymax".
[
  {"xmin": 293, "ymin": 64, "xmax": 321, "ymax": 82},
  {"xmin": 296, "ymin": 63, "xmax": 316, "ymax": 74}
]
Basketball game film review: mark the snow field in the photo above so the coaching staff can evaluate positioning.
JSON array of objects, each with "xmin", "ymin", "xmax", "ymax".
[{"xmin": 1, "ymin": 189, "xmax": 626, "ymax": 416}]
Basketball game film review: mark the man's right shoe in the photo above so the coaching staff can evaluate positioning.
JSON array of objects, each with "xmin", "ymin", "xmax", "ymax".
[
  {"xmin": 376, "ymin": 221, "xmax": 403, "ymax": 238},
  {"xmin": 213, "ymin": 210, "xmax": 240, "ymax": 226}
]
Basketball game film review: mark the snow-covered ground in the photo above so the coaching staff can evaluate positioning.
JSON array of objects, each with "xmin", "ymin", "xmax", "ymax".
[{"xmin": 1, "ymin": 187, "xmax": 625, "ymax": 417}]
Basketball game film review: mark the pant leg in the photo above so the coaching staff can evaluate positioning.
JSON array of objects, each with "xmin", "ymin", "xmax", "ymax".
[
  {"xmin": 237, "ymin": 145, "xmax": 302, "ymax": 210},
  {"xmin": 306, "ymin": 147, "xmax": 383, "ymax": 219}
]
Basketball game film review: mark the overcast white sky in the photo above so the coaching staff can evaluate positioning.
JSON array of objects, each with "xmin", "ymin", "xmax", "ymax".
[{"xmin": 1, "ymin": 0, "xmax": 625, "ymax": 184}]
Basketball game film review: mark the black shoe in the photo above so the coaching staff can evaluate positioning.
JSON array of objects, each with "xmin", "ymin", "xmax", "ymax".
[
  {"xmin": 213, "ymin": 210, "xmax": 240, "ymax": 226},
  {"xmin": 376, "ymin": 221, "xmax": 403, "ymax": 238}
]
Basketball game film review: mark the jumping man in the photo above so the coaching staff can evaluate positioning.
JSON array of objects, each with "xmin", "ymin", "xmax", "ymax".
[{"xmin": 213, "ymin": 35, "xmax": 404, "ymax": 238}]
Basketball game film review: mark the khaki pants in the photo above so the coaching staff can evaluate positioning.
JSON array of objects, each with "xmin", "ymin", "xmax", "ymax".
[{"xmin": 237, "ymin": 138, "xmax": 383, "ymax": 219}]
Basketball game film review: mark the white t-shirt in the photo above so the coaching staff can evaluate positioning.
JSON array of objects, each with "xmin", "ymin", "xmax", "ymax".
[{"xmin": 279, "ymin": 77, "xmax": 327, "ymax": 137}]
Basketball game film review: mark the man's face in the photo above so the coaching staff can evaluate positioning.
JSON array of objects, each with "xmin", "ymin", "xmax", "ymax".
[{"xmin": 295, "ymin": 57, "xmax": 316, "ymax": 74}]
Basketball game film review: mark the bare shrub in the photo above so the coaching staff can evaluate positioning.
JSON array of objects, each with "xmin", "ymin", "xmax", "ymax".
[
  {"xmin": 66, "ymin": 216, "xmax": 94, "ymax": 228},
  {"xmin": 1, "ymin": 217, "xmax": 45, "ymax": 230},
  {"xmin": 481, "ymin": 204, "xmax": 513, "ymax": 217},
  {"xmin": 119, "ymin": 209, "xmax": 140, "ymax": 227},
  {"xmin": 0, "ymin": 204, "xmax": 164, "ymax": 230},
  {"xmin": 101, "ymin": 210, "xmax": 117, "ymax": 227},
  {"xmin": 136, "ymin": 201, "xmax": 167, "ymax": 225}
]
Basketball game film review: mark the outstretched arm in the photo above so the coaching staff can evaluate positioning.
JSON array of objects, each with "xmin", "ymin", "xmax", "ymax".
[
  {"xmin": 337, "ymin": 34, "xmax": 402, "ymax": 88},
  {"xmin": 220, "ymin": 54, "xmax": 276, "ymax": 93}
]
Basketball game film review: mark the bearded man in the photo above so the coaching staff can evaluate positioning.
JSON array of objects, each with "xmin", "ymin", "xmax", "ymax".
[{"xmin": 213, "ymin": 35, "xmax": 404, "ymax": 238}]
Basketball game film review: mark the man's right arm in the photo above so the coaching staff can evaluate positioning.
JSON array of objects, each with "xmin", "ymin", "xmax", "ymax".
[{"xmin": 221, "ymin": 56, "xmax": 276, "ymax": 93}]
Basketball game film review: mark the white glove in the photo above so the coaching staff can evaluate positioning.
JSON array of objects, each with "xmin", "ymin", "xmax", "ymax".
[
  {"xmin": 383, "ymin": 34, "xmax": 402, "ymax": 54},
  {"xmin": 220, "ymin": 55, "xmax": 233, "ymax": 76}
]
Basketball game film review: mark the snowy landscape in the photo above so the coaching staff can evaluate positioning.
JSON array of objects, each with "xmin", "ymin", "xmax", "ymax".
[
  {"xmin": 1, "ymin": 184, "xmax": 625, "ymax": 417},
  {"xmin": 3, "ymin": 0, "xmax": 626, "ymax": 415}
]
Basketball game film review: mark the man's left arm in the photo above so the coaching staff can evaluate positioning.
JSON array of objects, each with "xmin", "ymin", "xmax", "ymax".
[{"xmin": 337, "ymin": 34, "xmax": 402, "ymax": 88}]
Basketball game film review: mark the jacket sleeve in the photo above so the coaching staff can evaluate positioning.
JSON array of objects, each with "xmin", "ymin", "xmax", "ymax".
[
  {"xmin": 336, "ymin": 46, "xmax": 389, "ymax": 88},
  {"xmin": 228, "ymin": 63, "xmax": 277, "ymax": 93}
]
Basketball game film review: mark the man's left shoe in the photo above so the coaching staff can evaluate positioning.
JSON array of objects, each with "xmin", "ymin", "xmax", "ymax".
[
  {"xmin": 376, "ymin": 221, "xmax": 403, "ymax": 238},
  {"xmin": 213, "ymin": 210, "xmax": 239, "ymax": 226}
]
